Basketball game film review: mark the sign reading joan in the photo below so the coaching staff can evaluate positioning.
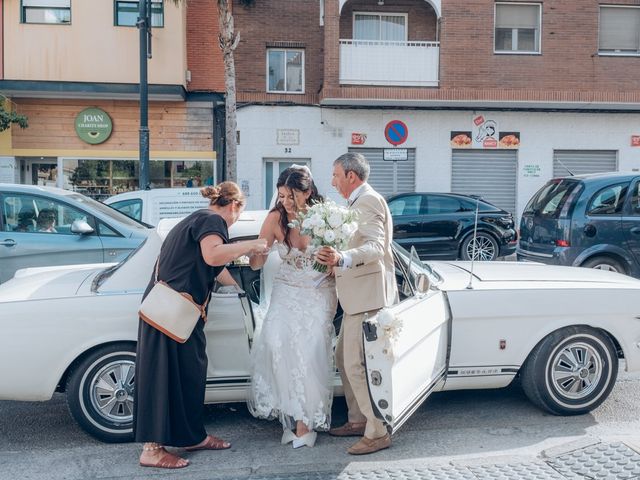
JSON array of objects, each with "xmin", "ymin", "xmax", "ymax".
[
  {"xmin": 75, "ymin": 108, "xmax": 113, "ymax": 145},
  {"xmin": 383, "ymin": 148, "xmax": 408, "ymax": 161}
]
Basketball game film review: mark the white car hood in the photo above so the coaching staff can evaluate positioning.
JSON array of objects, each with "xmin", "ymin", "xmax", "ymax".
[
  {"xmin": 433, "ymin": 261, "xmax": 640, "ymax": 289},
  {"xmin": 0, "ymin": 265, "xmax": 104, "ymax": 302}
]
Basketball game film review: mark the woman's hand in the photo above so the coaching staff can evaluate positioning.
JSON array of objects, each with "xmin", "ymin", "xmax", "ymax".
[{"xmin": 247, "ymin": 238, "xmax": 269, "ymax": 256}]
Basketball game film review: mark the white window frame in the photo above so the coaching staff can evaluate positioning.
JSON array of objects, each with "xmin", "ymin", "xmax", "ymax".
[
  {"xmin": 598, "ymin": 5, "xmax": 640, "ymax": 56},
  {"xmin": 266, "ymin": 49, "xmax": 305, "ymax": 94},
  {"xmin": 263, "ymin": 160, "xmax": 310, "ymax": 209},
  {"xmin": 115, "ymin": 0, "xmax": 164, "ymax": 28},
  {"xmin": 21, "ymin": 0, "xmax": 71, "ymax": 25},
  {"xmin": 494, "ymin": 2, "xmax": 542, "ymax": 55},
  {"xmin": 352, "ymin": 12, "xmax": 409, "ymax": 42}
]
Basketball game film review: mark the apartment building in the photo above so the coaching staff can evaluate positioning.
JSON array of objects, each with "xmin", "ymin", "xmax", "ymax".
[
  {"xmin": 232, "ymin": 0, "xmax": 640, "ymax": 216},
  {"xmin": 0, "ymin": 0, "xmax": 224, "ymax": 200}
]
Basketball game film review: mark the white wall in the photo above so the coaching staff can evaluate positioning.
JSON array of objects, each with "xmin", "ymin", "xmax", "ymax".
[{"xmin": 237, "ymin": 106, "xmax": 640, "ymax": 216}]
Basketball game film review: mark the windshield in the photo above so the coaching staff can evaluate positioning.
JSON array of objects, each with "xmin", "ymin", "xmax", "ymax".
[
  {"xmin": 523, "ymin": 179, "xmax": 580, "ymax": 219},
  {"xmin": 66, "ymin": 193, "xmax": 151, "ymax": 229},
  {"xmin": 393, "ymin": 241, "xmax": 442, "ymax": 287}
]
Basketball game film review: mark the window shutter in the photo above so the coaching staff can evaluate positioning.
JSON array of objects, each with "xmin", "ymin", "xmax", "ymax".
[
  {"xmin": 599, "ymin": 7, "xmax": 640, "ymax": 52},
  {"xmin": 23, "ymin": 0, "xmax": 70, "ymax": 6},
  {"xmin": 495, "ymin": 4, "xmax": 539, "ymax": 29}
]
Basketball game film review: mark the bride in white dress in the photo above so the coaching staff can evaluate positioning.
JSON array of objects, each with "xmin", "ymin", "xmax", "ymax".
[{"xmin": 248, "ymin": 166, "xmax": 338, "ymax": 448}]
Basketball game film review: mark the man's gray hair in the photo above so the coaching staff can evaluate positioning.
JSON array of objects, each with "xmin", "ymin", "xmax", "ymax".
[{"xmin": 334, "ymin": 152, "xmax": 370, "ymax": 181}]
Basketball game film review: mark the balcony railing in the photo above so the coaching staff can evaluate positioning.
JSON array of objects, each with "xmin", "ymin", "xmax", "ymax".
[{"xmin": 339, "ymin": 39, "xmax": 439, "ymax": 87}]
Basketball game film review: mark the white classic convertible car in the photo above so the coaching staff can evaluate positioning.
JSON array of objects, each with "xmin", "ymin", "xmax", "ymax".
[{"xmin": 1, "ymin": 211, "xmax": 640, "ymax": 443}]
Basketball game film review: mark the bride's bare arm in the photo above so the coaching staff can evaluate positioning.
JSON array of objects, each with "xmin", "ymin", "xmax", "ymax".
[
  {"xmin": 250, "ymin": 212, "xmax": 279, "ymax": 270},
  {"xmin": 200, "ymin": 234, "xmax": 267, "ymax": 267}
]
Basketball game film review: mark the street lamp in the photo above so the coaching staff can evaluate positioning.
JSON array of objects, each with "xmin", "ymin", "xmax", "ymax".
[{"xmin": 137, "ymin": 0, "xmax": 152, "ymax": 190}]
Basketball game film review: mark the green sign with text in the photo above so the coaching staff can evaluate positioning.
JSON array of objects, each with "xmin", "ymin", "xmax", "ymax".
[{"xmin": 75, "ymin": 108, "xmax": 113, "ymax": 144}]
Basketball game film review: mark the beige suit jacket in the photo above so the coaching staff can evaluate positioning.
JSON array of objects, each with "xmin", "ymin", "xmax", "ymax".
[{"xmin": 335, "ymin": 184, "xmax": 398, "ymax": 315}]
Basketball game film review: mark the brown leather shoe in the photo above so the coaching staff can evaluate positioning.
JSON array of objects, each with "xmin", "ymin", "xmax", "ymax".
[
  {"xmin": 328, "ymin": 421, "xmax": 366, "ymax": 437},
  {"xmin": 347, "ymin": 434, "xmax": 391, "ymax": 455}
]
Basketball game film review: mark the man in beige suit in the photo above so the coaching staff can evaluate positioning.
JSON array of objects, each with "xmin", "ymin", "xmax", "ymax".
[{"xmin": 316, "ymin": 152, "xmax": 398, "ymax": 455}]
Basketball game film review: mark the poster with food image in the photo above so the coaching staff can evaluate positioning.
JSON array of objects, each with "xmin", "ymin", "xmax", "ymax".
[
  {"xmin": 499, "ymin": 132, "xmax": 520, "ymax": 149},
  {"xmin": 450, "ymin": 131, "xmax": 472, "ymax": 148}
]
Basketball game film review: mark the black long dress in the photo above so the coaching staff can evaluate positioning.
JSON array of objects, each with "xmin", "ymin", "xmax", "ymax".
[{"xmin": 133, "ymin": 209, "xmax": 228, "ymax": 447}]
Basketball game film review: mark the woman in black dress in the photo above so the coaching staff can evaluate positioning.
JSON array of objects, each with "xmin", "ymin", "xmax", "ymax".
[{"xmin": 135, "ymin": 181, "xmax": 267, "ymax": 469}]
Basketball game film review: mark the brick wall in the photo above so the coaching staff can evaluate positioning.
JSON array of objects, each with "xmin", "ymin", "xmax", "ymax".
[
  {"xmin": 232, "ymin": 0, "xmax": 324, "ymax": 103},
  {"xmin": 440, "ymin": 0, "xmax": 640, "ymax": 92},
  {"xmin": 186, "ymin": 0, "xmax": 225, "ymax": 92},
  {"xmin": 339, "ymin": 0, "xmax": 437, "ymax": 42}
]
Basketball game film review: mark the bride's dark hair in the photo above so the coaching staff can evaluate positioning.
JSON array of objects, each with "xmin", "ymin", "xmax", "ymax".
[{"xmin": 272, "ymin": 166, "xmax": 323, "ymax": 249}]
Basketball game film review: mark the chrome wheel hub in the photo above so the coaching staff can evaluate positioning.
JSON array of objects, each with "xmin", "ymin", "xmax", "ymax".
[
  {"xmin": 466, "ymin": 236, "xmax": 496, "ymax": 261},
  {"xmin": 551, "ymin": 342, "xmax": 602, "ymax": 400},
  {"xmin": 90, "ymin": 360, "xmax": 135, "ymax": 424}
]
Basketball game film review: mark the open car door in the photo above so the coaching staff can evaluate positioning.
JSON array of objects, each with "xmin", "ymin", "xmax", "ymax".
[{"xmin": 362, "ymin": 246, "xmax": 450, "ymax": 433}]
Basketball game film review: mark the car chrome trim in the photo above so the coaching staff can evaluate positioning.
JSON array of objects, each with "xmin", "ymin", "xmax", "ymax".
[{"xmin": 516, "ymin": 248, "xmax": 554, "ymax": 258}]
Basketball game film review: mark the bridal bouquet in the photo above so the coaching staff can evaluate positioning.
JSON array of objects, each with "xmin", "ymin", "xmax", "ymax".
[{"xmin": 289, "ymin": 200, "xmax": 358, "ymax": 273}]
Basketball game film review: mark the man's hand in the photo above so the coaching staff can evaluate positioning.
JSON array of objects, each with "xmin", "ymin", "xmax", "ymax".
[{"xmin": 316, "ymin": 246, "xmax": 341, "ymax": 267}]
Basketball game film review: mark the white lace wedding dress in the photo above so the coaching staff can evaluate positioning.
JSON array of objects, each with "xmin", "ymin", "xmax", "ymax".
[{"xmin": 248, "ymin": 243, "xmax": 338, "ymax": 432}]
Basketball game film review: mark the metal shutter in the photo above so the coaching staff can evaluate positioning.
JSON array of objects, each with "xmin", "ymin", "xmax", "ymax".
[
  {"xmin": 451, "ymin": 149, "xmax": 517, "ymax": 214},
  {"xmin": 553, "ymin": 150, "xmax": 617, "ymax": 177},
  {"xmin": 348, "ymin": 148, "xmax": 416, "ymax": 196}
]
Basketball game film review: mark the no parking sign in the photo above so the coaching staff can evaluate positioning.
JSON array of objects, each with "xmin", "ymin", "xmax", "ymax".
[{"xmin": 384, "ymin": 120, "xmax": 408, "ymax": 146}]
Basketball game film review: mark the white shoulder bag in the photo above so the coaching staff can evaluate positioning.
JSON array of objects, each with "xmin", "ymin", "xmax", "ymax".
[{"xmin": 139, "ymin": 259, "xmax": 210, "ymax": 343}]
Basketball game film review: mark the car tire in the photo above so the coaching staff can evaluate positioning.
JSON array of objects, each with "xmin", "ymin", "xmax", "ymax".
[
  {"xmin": 521, "ymin": 326, "xmax": 618, "ymax": 415},
  {"xmin": 460, "ymin": 232, "xmax": 499, "ymax": 261},
  {"xmin": 66, "ymin": 343, "xmax": 136, "ymax": 443},
  {"xmin": 581, "ymin": 256, "xmax": 626, "ymax": 274}
]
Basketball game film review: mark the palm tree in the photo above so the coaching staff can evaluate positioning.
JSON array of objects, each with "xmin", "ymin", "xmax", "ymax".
[
  {"xmin": 217, "ymin": 0, "xmax": 240, "ymax": 182},
  {"xmin": 169, "ymin": 0, "xmax": 245, "ymax": 182}
]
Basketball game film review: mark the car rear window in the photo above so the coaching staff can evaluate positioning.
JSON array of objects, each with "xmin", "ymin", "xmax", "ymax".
[{"xmin": 524, "ymin": 179, "xmax": 580, "ymax": 218}]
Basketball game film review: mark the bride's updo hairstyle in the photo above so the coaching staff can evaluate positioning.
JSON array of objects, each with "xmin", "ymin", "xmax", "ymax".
[
  {"xmin": 200, "ymin": 181, "xmax": 245, "ymax": 207},
  {"xmin": 273, "ymin": 166, "xmax": 323, "ymax": 249}
]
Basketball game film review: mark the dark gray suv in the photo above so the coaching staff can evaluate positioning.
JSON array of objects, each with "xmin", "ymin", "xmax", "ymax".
[{"xmin": 518, "ymin": 172, "xmax": 640, "ymax": 276}]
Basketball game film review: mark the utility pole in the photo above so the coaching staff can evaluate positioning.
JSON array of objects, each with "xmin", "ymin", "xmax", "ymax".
[{"xmin": 137, "ymin": 0, "xmax": 152, "ymax": 190}]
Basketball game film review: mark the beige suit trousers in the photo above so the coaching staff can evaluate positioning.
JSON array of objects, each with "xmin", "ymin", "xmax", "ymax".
[{"xmin": 335, "ymin": 309, "xmax": 388, "ymax": 439}]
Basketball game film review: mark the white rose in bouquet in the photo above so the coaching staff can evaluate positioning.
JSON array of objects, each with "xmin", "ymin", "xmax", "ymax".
[
  {"xmin": 288, "ymin": 200, "xmax": 358, "ymax": 273},
  {"xmin": 323, "ymin": 230, "xmax": 336, "ymax": 243}
]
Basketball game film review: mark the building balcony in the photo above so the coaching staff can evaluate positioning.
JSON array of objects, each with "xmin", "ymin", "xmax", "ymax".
[{"xmin": 339, "ymin": 39, "xmax": 439, "ymax": 87}]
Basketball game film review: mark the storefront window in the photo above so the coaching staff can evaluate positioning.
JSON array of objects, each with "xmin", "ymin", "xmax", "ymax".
[{"xmin": 62, "ymin": 159, "xmax": 214, "ymax": 201}]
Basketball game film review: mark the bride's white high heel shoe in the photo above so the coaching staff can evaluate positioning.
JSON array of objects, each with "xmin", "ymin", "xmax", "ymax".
[
  {"xmin": 292, "ymin": 431, "xmax": 317, "ymax": 448},
  {"xmin": 281, "ymin": 430, "xmax": 297, "ymax": 445}
]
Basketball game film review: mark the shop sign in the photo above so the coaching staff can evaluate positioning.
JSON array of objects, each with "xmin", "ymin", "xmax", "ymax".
[
  {"xmin": 383, "ymin": 148, "xmax": 408, "ymax": 161},
  {"xmin": 351, "ymin": 133, "xmax": 367, "ymax": 145},
  {"xmin": 276, "ymin": 129, "xmax": 300, "ymax": 145},
  {"xmin": 384, "ymin": 120, "xmax": 408, "ymax": 146},
  {"xmin": 472, "ymin": 115, "xmax": 498, "ymax": 148},
  {"xmin": 453, "ymin": 116, "xmax": 520, "ymax": 149},
  {"xmin": 75, "ymin": 108, "xmax": 113, "ymax": 145},
  {"xmin": 632, "ymin": 135, "xmax": 640, "ymax": 147},
  {"xmin": 523, "ymin": 164, "xmax": 541, "ymax": 177}
]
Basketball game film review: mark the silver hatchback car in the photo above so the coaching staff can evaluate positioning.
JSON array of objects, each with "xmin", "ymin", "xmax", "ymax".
[{"xmin": 0, "ymin": 184, "xmax": 152, "ymax": 283}]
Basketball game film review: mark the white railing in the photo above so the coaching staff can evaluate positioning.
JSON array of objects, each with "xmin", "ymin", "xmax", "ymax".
[{"xmin": 339, "ymin": 39, "xmax": 439, "ymax": 87}]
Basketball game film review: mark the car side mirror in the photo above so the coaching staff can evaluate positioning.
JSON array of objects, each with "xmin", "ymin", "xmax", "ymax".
[
  {"xmin": 71, "ymin": 219, "xmax": 94, "ymax": 235},
  {"xmin": 415, "ymin": 273, "xmax": 431, "ymax": 295}
]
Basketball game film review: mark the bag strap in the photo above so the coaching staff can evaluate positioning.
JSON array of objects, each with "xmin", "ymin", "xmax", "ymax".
[{"xmin": 155, "ymin": 255, "xmax": 211, "ymax": 319}]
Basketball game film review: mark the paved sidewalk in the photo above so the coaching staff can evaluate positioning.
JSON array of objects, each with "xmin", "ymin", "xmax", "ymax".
[{"xmin": 212, "ymin": 440, "xmax": 640, "ymax": 480}]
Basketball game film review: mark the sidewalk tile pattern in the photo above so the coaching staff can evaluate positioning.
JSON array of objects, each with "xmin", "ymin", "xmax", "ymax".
[{"xmin": 221, "ymin": 442, "xmax": 640, "ymax": 480}]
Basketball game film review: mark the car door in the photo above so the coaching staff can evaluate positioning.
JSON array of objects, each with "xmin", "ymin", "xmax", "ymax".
[
  {"xmin": 621, "ymin": 177, "xmax": 640, "ymax": 267},
  {"xmin": 420, "ymin": 195, "xmax": 467, "ymax": 259},
  {"xmin": 580, "ymin": 182, "xmax": 628, "ymax": 254},
  {"xmin": 363, "ymin": 247, "xmax": 450, "ymax": 433},
  {"xmin": 388, "ymin": 194, "xmax": 426, "ymax": 256},
  {"xmin": 0, "ymin": 193, "xmax": 104, "ymax": 283}
]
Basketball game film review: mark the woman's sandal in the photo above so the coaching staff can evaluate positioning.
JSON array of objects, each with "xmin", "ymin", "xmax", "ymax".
[
  {"xmin": 185, "ymin": 434, "xmax": 231, "ymax": 451},
  {"xmin": 139, "ymin": 450, "xmax": 190, "ymax": 469}
]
